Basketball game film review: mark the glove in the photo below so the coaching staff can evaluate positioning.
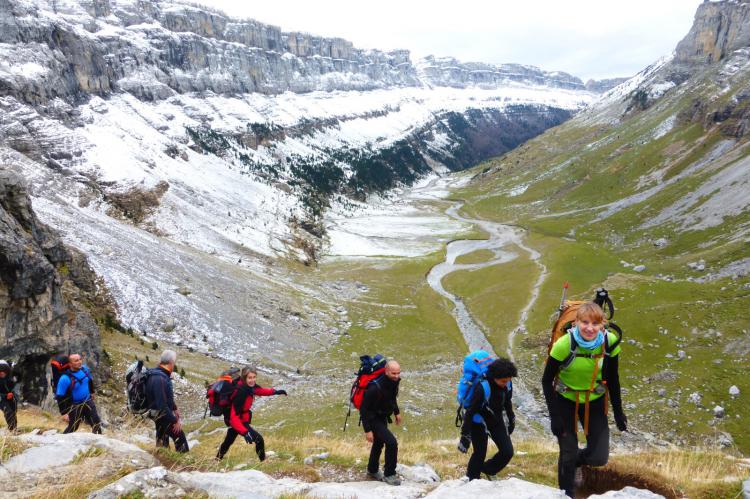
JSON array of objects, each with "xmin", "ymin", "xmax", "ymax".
[
  {"xmin": 507, "ymin": 416, "xmax": 515, "ymax": 435},
  {"xmin": 550, "ymin": 415, "xmax": 565, "ymax": 437},
  {"xmin": 244, "ymin": 432, "xmax": 255, "ymax": 444},
  {"xmin": 457, "ymin": 434, "xmax": 471, "ymax": 454},
  {"xmin": 614, "ymin": 411, "xmax": 628, "ymax": 432},
  {"xmin": 274, "ymin": 389, "xmax": 287, "ymax": 396},
  {"xmin": 6, "ymin": 392, "xmax": 12, "ymax": 400}
]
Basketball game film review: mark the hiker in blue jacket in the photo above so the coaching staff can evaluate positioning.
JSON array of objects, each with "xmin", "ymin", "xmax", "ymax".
[
  {"xmin": 145, "ymin": 350, "xmax": 189, "ymax": 452},
  {"xmin": 56, "ymin": 353, "xmax": 102, "ymax": 434}
]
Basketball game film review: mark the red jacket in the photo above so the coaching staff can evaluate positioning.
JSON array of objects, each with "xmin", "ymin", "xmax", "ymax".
[{"xmin": 229, "ymin": 381, "xmax": 275, "ymax": 435}]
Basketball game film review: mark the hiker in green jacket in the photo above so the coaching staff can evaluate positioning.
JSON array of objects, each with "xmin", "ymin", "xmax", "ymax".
[{"xmin": 541, "ymin": 302, "xmax": 627, "ymax": 498}]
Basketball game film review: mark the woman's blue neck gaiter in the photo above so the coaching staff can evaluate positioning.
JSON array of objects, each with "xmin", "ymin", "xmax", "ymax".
[{"xmin": 572, "ymin": 326, "xmax": 605, "ymax": 350}]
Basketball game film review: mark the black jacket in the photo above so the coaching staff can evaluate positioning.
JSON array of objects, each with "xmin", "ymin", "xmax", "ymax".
[
  {"xmin": 461, "ymin": 380, "xmax": 514, "ymax": 435},
  {"xmin": 360, "ymin": 375, "xmax": 400, "ymax": 433},
  {"xmin": 146, "ymin": 366, "xmax": 178, "ymax": 424},
  {"xmin": 0, "ymin": 374, "xmax": 16, "ymax": 396}
]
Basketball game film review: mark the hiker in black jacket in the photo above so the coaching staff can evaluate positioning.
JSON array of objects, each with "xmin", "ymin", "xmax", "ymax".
[
  {"xmin": 0, "ymin": 360, "xmax": 18, "ymax": 431},
  {"xmin": 145, "ymin": 350, "xmax": 189, "ymax": 452},
  {"xmin": 361, "ymin": 360, "xmax": 402, "ymax": 486},
  {"xmin": 458, "ymin": 358, "xmax": 517, "ymax": 480}
]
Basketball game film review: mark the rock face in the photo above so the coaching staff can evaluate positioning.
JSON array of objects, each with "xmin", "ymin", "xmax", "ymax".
[
  {"xmin": 675, "ymin": 0, "xmax": 750, "ymax": 65},
  {"xmin": 0, "ymin": 0, "xmax": 595, "ymax": 107},
  {"xmin": 417, "ymin": 56, "xmax": 585, "ymax": 90},
  {"xmin": 0, "ymin": 168, "xmax": 106, "ymax": 404}
]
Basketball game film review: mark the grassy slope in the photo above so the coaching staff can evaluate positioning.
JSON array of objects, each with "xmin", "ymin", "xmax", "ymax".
[{"xmin": 448, "ymin": 62, "xmax": 750, "ymax": 454}]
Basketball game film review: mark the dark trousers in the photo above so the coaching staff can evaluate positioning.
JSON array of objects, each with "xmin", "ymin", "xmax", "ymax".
[
  {"xmin": 367, "ymin": 418, "xmax": 398, "ymax": 477},
  {"xmin": 556, "ymin": 395, "xmax": 609, "ymax": 497},
  {"xmin": 466, "ymin": 419, "xmax": 514, "ymax": 480},
  {"xmin": 154, "ymin": 415, "xmax": 189, "ymax": 453},
  {"xmin": 64, "ymin": 399, "xmax": 102, "ymax": 434},
  {"xmin": 217, "ymin": 425, "xmax": 264, "ymax": 459},
  {"xmin": 0, "ymin": 398, "xmax": 17, "ymax": 431}
]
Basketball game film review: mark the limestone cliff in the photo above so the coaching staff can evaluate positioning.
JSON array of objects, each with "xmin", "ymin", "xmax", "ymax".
[
  {"xmin": 675, "ymin": 0, "xmax": 750, "ymax": 65},
  {"xmin": 0, "ymin": 168, "xmax": 109, "ymax": 404},
  {"xmin": 0, "ymin": 0, "xmax": 591, "ymax": 106}
]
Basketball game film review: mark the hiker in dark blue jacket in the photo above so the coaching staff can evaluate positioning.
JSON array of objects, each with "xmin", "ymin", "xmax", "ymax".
[
  {"xmin": 145, "ymin": 350, "xmax": 189, "ymax": 452},
  {"xmin": 458, "ymin": 358, "xmax": 517, "ymax": 480},
  {"xmin": 56, "ymin": 353, "xmax": 102, "ymax": 434}
]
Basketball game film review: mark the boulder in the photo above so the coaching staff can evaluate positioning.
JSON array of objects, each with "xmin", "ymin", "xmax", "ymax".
[
  {"xmin": 396, "ymin": 463, "xmax": 440, "ymax": 484},
  {"xmin": 89, "ymin": 467, "xmax": 203, "ymax": 499},
  {"xmin": 589, "ymin": 486, "xmax": 665, "ymax": 498},
  {"xmin": 426, "ymin": 477, "xmax": 567, "ymax": 498}
]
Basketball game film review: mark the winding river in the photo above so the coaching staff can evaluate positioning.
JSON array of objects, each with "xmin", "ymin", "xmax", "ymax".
[{"xmin": 421, "ymin": 178, "xmax": 549, "ymax": 420}]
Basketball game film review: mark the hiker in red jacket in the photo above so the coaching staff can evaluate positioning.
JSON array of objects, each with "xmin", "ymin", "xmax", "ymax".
[{"xmin": 216, "ymin": 366, "xmax": 287, "ymax": 461}]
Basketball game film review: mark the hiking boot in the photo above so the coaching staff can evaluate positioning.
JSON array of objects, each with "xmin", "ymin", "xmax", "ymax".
[
  {"xmin": 367, "ymin": 470, "xmax": 384, "ymax": 481},
  {"xmin": 383, "ymin": 474, "xmax": 401, "ymax": 486}
]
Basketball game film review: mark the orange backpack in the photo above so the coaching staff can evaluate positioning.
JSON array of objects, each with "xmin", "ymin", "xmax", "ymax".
[{"xmin": 547, "ymin": 285, "xmax": 618, "ymax": 359}]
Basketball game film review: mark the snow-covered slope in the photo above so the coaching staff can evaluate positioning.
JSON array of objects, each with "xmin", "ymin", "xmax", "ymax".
[{"xmin": 0, "ymin": 0, "xmax": 598, "ymax": 358}]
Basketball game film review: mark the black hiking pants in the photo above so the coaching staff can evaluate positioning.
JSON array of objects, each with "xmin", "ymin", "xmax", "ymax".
[
  {"xmin": 154, "ymin": 415, "xmax": 189, "ymax": 452},
  {"xmin": 64, "ymin": 399, "xmax": 102, "ymax": 434},
  {"xmin": 367, "ymin": 417, "xmax": 398, "ymax": 477},
  {"xmin": 556, "ymin": 395, "xmax": 609, "ymax": 497},
  {"xmin": 217, "ymin": 424, "xmax": 264, "ymax": 459},
  {"xmin": 466, "ymin": 419, "xmax": 514, "ymax": 480},
  {"xmin": 0, "ymin": 398, "xmax": 17, "ymax": 431}
]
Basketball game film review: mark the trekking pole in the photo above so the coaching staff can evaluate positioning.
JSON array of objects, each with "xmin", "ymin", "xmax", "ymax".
[
  {"xmin": 343, "ymin": 401, "xmax": 352, "ymax": 432},
  {"xmin": 203, "ymin": 402, "xmax": 208, "ymax": 420},
  {"xmin": 558, "ymin": 282, "xmax": 569, "ymax": 315}
]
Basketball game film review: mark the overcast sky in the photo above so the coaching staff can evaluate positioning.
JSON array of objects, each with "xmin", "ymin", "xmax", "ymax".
[{"xmin": 197, "ymin": 0, "xmax": 703, "ymax": 81}]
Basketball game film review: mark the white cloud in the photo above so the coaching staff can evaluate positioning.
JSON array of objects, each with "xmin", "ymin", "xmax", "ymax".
[{"xmin": 195, "ymin": 0, "xmax": 701, "ymax": 80}]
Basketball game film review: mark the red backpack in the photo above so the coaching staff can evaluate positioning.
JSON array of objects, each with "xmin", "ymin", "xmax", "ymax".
[
  {"xmin": 343, "ymin": 354, "xmax": 386, "ymax": 431},
  {"xmin": 206, "ymin": 368, "xmax": 240, "ymax": 418},
  {"xmin": 50, "ymin": 354, "xmax": 70, "ymax": 393}
]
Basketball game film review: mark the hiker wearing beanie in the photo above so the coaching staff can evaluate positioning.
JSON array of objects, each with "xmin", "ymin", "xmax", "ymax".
[
  {"xmin": 0, "ymin": 360, "xmax": 18, "ymax": 431},
  {"xmin": 146, "ymin": 350, "xmax": 189, "ymax": 452},
  {"xmin": 457, "ymin": 357, "xmax": 517, "ymax": 480},
  {"xmin": 361, "ymin": 360, "xmax": 402, "ymax": 486},
  {"xmin": 216, "ymin": 366, "xmax": 287, "ymax": 461},
  {"xmin": 56, "ymin": 353, "xmax": 103, "ymax": 434},
  {"xmin": 542, "ymin": 302, "xmax": 626, "ymax": 498}
]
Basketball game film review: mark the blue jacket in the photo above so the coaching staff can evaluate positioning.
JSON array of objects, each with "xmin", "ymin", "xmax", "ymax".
[
  {"xmin": 145, "ymin": 366, "xmax": 177, "ymax": 424},
  {"xmin": 56, "ymin": 366, "xmax": 94, "ymax": 404}
]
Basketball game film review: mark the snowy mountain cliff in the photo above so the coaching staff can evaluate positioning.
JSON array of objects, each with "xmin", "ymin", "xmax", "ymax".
[{"xmin": 0, "ymin": 0, "xmax": 603, "ymax": 353}]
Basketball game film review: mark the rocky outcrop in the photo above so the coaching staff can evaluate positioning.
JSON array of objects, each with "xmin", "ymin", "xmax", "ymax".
[
  {"xmin": 675, "ymin": 0, "xmax": 750, "ymax": 65},
  {"xmin": 0, "ymin": 168, "xmax": 107, "ymax": 404}
]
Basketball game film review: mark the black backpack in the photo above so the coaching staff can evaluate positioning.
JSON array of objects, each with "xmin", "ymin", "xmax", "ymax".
[{"xmin": 125, "ymin": 360, "xmax": 151, "ymax": 414}]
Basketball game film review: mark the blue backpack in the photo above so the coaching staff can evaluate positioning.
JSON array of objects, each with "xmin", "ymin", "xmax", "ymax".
[{"xmin": 455, "ymin": 350, "xmax": 494, "ymax": 426}]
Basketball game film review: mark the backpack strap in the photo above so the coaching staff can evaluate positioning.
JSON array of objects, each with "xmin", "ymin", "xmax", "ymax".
[{"xmin": 561, "ymin": 331, "xmax": 578, "ymax": 369}]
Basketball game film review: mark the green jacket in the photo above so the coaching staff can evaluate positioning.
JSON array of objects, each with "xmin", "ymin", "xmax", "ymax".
[{"xmin": 550, "ymin": 331, "xmax": 621, "ymax": 402}]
